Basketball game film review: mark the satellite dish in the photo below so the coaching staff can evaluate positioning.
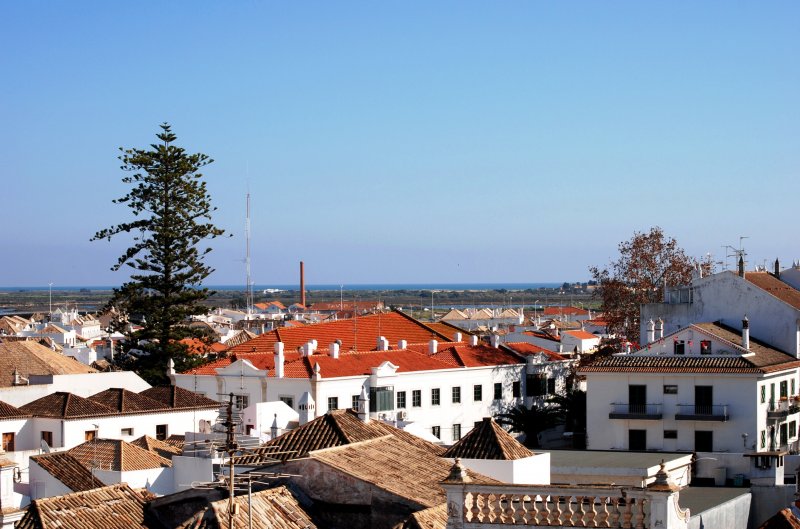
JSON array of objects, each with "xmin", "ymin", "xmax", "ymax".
[{"xmin": 40, "ymin": 439, "xmax": 51, "ymax": 454}]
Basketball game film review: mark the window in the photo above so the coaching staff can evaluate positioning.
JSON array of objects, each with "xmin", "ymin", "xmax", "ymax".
[
  {"xmin": 526, "ymin": 374, "xmax": 546, "ymax": 397},
  {"xmin": 452, "ymin": 387, "xmax": 461, "ymax": 404},
  {"xmin": 629, "ymin": 429, "xmax": 646, "ymax": 450},
  {"xmin": 233, "ymin": 394, "xmax": 249, "ymax": 410},
  {"xmin": 84, "ymin": 430, "xmax": 97, "ymax": 442},
  {"xmin": 121, "ymin": 428, "xmax": 134, "ymax": 436},
  {"xmin": 41, "ymin": 431, "xmax": 53, "ymax": 447},
  {"xmin": 453, "ymin": 424, "xmax": 462, "ymax": 441},
  {"xmin": 280, "ymin": 396, "xmax": 294, "ymax": 409},
  {"xmin": 352, "ymin": 395, "xmax": 360, "ymax": 409},
  {"xmin": 431, "ymin": 388, "xmax": 441, "ymax": 406},
  {"xmin": 793, "ymin": 379, "xmax": 797, "ymax": 396},
  {"xmin": 412, "ymin": 390, "xmax": 422, "ymax": 407},
  {"xmin": 370, "ymin": 386, "xmax": 395, "ymax": 412},
  {"xmin": 2, "ymin": 432, "xmax": 15, "ymax": 452},
  {"xmin": 432, "ymin": 426, "xmax": 441, "ymax": 439},
  {"xmin": 327, "ymin": 397, "xmax": 339, "ymax": 411},
  {"xmin": 761, "ymin": 385, "xmax": 766, "ymax": 404},
  {"xmin": 547, "ymin": 378, "xmax": 556, "ymax": 395},
  {"xmin": 473, "ymin": 384, "xmax": 483, "ymax": 402},
  {"xmin": 512, "ymin": 381, "xmax": 521, "ymax": 398},
  {"xmin": 781, "ymin": 381, "xmax": 789, "ymax": 399},
  {"xmin": 790, "ymin": 421, "xmax": 797, "ymax": 438},
  {"xmin": 494, "ymin": 383, "xmax": 502, "ymax": 400},
  {"xmin": 700, "ymin": 340, "xmax": 712, "ymax": 355},
  {"xmin": 156, "ymin": 424, "xmax": 168, "ymax": 441},
  {"xmin": 664, "ymin": 430, "xmax": 677, "ymax": 439},
  {"xmin": 397, "ymin": 391, "xmax": 406, "ymax": 409},
  {"xmin": 761, "ymin": 430, "xmax": 766, "ymax": 449},
  {"xmin": 695, "ymin": 431, "xmax": 713, "ymax": 452},
  {"xmin": 663, "ymin": 385, "xmax": 678, "ymax": 395},
  {"xmin": 674, "ymin": 340, "xmax": 685, "ymax": 355}
]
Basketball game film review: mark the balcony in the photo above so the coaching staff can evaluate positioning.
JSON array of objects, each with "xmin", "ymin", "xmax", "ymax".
[
  {"xmin": 675, "ymin": 404, "xmax": 728, "ymax": 422},
  {"xmin": 767, "ymin": 399, "xmax": 800, "ymax": 420},
  {"xmin": 609, "ymin": 403, "xmax": 662, "ymax": 420}
]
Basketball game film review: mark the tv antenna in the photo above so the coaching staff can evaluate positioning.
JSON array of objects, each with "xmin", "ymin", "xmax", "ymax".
[
  {"xmin": 722, "ymin": 236, "xmax": 748, "ymax": 271},
  {"xmin": 245, "ymin": 192, "xmax": 254, "ymax": 317}
]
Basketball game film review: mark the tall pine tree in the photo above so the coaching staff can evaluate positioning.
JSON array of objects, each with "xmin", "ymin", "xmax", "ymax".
[{"xmin": 93, "ymin": 124, "xmax": 226, "ymax": 384}]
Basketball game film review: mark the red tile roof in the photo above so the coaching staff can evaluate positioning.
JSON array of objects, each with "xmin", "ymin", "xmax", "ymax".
[
  {"xmin": 504, "ymin": 342, "xmax": 568, "ymax": 361},
  {"xmin": 29, "ymin": 452, "xmax": 105, "ymax": 492},
  {"xmin": 139, "ymin": 386, "xmax": 220, "ymax": 409},
  {"xmin": 178, "ymin": 338, "xmax": 228, "ymax": 355},
  {"xmin": 225, "ymin": 310, "xmax": 452, "ymax": 355},
  {"xmin": 443, "ymin": 417, "xmax": 533, "ymax": 460},
  {"xmin": 745, "ymin": 272, "xmax": 800, "ymax": 310},
  {"xmin": 563, "ymin": 330, "xmax": 599, "ymax": 340},
  {"xmin": 0, "ymin": 400, "xmax": 29, "ymax": 419},
  {"xmin": 20, "ymin": 392, "xmax": 116, "ymax": 419},
  {"xmin": 89, "ymin": 388, "xmax": 170, "ymax": 413}
]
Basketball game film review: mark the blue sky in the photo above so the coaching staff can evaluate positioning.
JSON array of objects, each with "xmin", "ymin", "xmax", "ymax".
[{"xmin": 1, "ymin": 2, "xmax": 798, "ymax": 287}]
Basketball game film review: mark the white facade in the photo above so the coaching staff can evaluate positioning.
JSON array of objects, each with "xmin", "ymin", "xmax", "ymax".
[
  {"xmin": 583, "ymin": 325, "xmax": 800, "ymax": 454},
  {"xmin": 455, "ymin": 453, "xmax": 551, "ymax": 485},
  {"xmin": 0, "ymin": 371, "xmax": 150, "ymax": 407}
]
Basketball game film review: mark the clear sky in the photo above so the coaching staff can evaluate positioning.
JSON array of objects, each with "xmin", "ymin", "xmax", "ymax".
[{"xmin": 1, "ymin": 2, "xmax": 798, "ymax": 287}]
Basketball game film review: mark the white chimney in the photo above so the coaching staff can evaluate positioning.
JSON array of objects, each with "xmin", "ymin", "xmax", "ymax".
[
  {"xmin": 490, "ymin": 334, "xmax": 500, "ymax": 348},
  {"xmin": 298, "ymin": 392, "xmax": 315, "ymax": 425},
  {"xmin": 469, "ymin": 334, "xmax": 479, "ymax": 346},
  {"xmin": 646, "ymin": 319, "xmax": 655, "ymax": 344},
  {"xmin": 655, "ymin": 318, "xmax": 664, "ymax": 340},
  {"xmin": 329, "ymin": 342, "xmax": 340, "ymax": 359},
  {"xmin": 357, "ymin": 386, "xmax": 370, "ymax": 423},
  {"xmin": 303, "ymin": 341, "xmax": 316, "ymax": 357},
  {"xmin": 454, "ymin": 332, "xmax": 462, "ymax": 342},
  {"xmin": 274, "ymin": 342, "xmax": 285, "ymax": 378},
  {"xmin": 377, "ymin": 336, "xmax": 389, "ymax": 351},
  {"xmin": 742, "ymin": 316, "xmax": 750, "ymax": 350},
  {"xmin": 398, "ymin": 339, "xmax": 408, "ymax": 350},
  {"xmin": 428, "ymin": 339, "xmax": 438, "ymax": 354}
]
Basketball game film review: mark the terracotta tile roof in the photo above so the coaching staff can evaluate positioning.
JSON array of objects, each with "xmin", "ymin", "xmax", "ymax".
[
  {"xmin": 0, "ymin": 340, "xmax": 96, "ymax": 387},
  {"xmin": 179, "ymin": 337, "xmax": 228, "ymax": 355},
  {"xmin": 205, "ymin": 486, "xmax": 317, "ymax": 529},
  {"xmin": 16, "ymin": 484, "xmax": 148, "ymax": 529},
  {"xmin": 130, "ymin": 435, "xmax": 182, "ymax": 459},
  {"xmin": 255, "ymin": 301, "xmax": 287, "ymax": 310},
  {"xmin": 192, "ymin": 342, "xmax": 522, "ymax": 378},
  {"xmin": 581, "ymin": 322, "xmax": 800, "ymax": 374},
  {"xmin": 139, "ymin": 385, "xmax": 220, "ymax": 409},
  {"xmin": 164, "ymin": 434, "xmax": 185, "ymax": 449},
  {"xmin": 426, "ymin": 321, "xmax": 474, "ymax": 341},
  {"xmin": 283, "ymin": 320, "xmax": 306, "ymax": 328},
  {"xmin": 40, "ymin": 323, "xmax": 69, "ymax": 334},
  {"xmin": 543, "ymin": 306, "xmax": 589, "ymax": 316},
  {"xmin": 248, "ymin": 408, "xmax": 445, "ymax": 463},
  {"xmin": 89, "ymin": 388, "xmax": 170, "ymax": 413},
  {"xmin": 29, "ymin": 452, "xmax": 105, "ymax": 492},
  {"xmin": 223, "ymin": 329, "xmax": 257, "ymax": 348},
  {"xmin": 309, "ymin": 435, "xmax": 497, "ymax": 508},
  {"xmin": 224, "ymin": 310, "xmax": 453, "ymax": 356},
  {"xmin": 404, "ymin": 503, "xmax": 447, "ymax": 529},
  {"xmin": 563, "ymin": 330, "xmax": 599, "ymax": 340},
  {"xmin": 20, "ymin": 392, "xmax": 116, "ymax": 419},
  {"xmin": 0, "ymin": 400, "xmax": 29, "ymax": 419},
  {"xmin": 443, "ymin": 417, "xmax": 534, "ymax": 460},
  {"xmin": 311, "ymin": 301, "xmax": 383, "ymax": 311},
  {"xmin": 504, "ymin": 342, "xmax": 568, "ymax": 361},
  {"xmin": 759, "ymin": 508, "xmax": 800, "ymax": 529},
  {"xmin": 523, "ymin": 330, "xmax": 560, "ymax": 342},
  {"xmin": 68, "ymin": 439, "xmax": 172, "ymax": 471},
  {"xmin": 745, "ymin": 272, "xmax": 800, "ymax": 310}
]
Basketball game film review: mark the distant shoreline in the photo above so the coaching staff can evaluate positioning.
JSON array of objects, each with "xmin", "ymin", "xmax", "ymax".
[{"xmin": 0, "ymin": 282, "xmax": 568, "ymax": 293}]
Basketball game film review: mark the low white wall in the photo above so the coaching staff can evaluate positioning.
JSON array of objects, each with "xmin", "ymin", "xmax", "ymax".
[
  {"xmin": 455, "ymin": 453, "xmax": 550, "ymax": 485},
  {"xmin": 172, "ymin": 455, "xmax": 214, "ymax": 492}
]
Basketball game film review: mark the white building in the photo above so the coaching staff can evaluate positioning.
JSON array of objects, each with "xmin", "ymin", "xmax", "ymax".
[{"xmin": 581, "ymin": 320, "xmax": 800, "ymax": 453}]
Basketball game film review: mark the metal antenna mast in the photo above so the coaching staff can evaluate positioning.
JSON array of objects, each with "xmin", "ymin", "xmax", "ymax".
[{"xmin": 245, "ymin": 192, "xmax": 254, "ymax": 317}]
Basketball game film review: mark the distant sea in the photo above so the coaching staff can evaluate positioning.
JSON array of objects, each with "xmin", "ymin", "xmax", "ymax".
[{"xmin": 1, "ymin": 282, "xmax": 561, "ymax": 292}]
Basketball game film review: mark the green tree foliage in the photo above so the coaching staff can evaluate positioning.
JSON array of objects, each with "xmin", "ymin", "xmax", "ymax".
[
  {"xmin": 589, "ymin": 227, "xmax": 696, "ymax": 347},
  {"xmin": 494, "ymin": 404, "xmax": 563, "ymax": 449},
  {"xmin": 92, "ymin": 124, "xmax": 226, "ymax": 384}
]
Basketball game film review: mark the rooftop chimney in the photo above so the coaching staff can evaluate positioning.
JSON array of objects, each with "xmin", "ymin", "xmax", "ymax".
[
  {"xmin": 357, "ymin": 386, "xmax": 370, "ymax": 423},
  {"xmin": 490, "ymin": 334, "xmax": 500, "ymax": 348},
  {"xmin": 738, "ymin": 255, "xmax": 745, "ymax": 277},
  {"xmin": 742, "ymin": 316, "xmax": 750, "ymax": 350},
  {"xmin": 274, "ymin": 342, "xmax": 285, "ymax": 378},
  {"xmin": 377, "ymin": 336, "xmax": 389, "ymax": 351},
  {"xmin": 469, "ymin": 334, "xmax": 479, "ymax": 346},
  {"xmin": 655, "ymin": 318, "xmax": 664, "ymax": 340},
  {"xmin": 300, "ymin": 261, "xmax": 306, "ymax": 307},
  {"xmin": 454, "ymin": 332, "xmax": 462, "ymax": 342},
  {"xmin": 774, "ymin": 258, "xmax": 781, "ymax": 279},
  {"xmin": 298, "ymin": 391, "xmax": 315, "ymax": 425},
  {"xmin": 398, "ymin": 339, "xmax": 408, "ymax": 350},
  {"xmin": 329, "ymin": 341, "xmax": 340, "ymax": 359},
  {"xmin": 646, "ymin": 319, "xmax": 655, "ymax": 344},
  {"xmin": 428, "ymin": 339, "xmax": 438, "ymax": 354}
]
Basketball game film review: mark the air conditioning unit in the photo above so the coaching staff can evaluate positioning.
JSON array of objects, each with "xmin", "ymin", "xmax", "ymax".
[{"xmin": 397, "ymin": 410, "xmax": 408, "ymax": 421}]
